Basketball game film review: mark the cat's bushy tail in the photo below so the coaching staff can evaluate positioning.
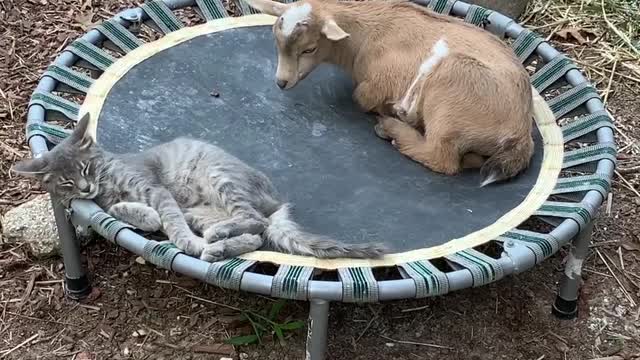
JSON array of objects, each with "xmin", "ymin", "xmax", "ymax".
[{"xmin": 264, "ymin": 204, "xmax": 387, "ymax": 259}]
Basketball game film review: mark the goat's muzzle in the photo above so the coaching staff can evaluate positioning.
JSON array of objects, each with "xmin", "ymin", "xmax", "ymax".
[{"xmin": 276, "ymin": 79, "xmax": 288, "ymax": 89}]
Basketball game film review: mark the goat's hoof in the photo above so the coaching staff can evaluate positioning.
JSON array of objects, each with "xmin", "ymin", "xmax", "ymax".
[{"xmin": 374, "ymin": 124, "xmax": 390, "ymax": 140}]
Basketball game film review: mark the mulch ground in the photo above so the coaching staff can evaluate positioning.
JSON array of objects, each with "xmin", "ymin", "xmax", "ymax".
[{"xmin": 1, "ymin": 0, "xmax": 639, "ymax": 359}]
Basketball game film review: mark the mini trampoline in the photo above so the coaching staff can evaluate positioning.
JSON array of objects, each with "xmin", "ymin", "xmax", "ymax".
[{"xmin": 26, "ymin": 0, "xmax": 616, "ymax": 359}]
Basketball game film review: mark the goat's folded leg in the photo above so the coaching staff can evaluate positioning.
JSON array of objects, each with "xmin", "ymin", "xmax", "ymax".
[
  {"xmin": 378, "ymin": 116, "xmax": 461, "ymax": 175},
  {"xmin": 353, "ymin": 81, "xmax": 386, "ymax": 113}
]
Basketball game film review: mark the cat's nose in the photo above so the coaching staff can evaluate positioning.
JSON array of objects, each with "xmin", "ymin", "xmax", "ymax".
[{"xmin": 77, "ymin": 179, "xmax": 90, "ymax": 192}]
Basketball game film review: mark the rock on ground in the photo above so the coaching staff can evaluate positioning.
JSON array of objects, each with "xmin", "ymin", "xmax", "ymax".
[
  {"xmin": 465, "ymin": 0, "xmax": 531, "ymax": 19},
  {"xmin": 2, "ymin": 194, "xmax": 60, "ymax": 257}
]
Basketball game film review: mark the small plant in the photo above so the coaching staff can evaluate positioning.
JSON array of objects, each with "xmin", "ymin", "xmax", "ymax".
[{"xmin": 225, "ymin": 299, "xmax": 305, "ymax": 346}]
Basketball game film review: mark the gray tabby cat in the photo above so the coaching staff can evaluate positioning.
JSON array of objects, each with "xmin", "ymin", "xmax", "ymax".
[{"xmin": 13, "ymin": 114, "xmax": 386, "ymax": 262}]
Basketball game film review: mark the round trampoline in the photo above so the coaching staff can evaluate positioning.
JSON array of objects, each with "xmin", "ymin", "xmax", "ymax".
[{"xmin": 26, "ymin": 0, "xmax": 617, "ymax": 359}]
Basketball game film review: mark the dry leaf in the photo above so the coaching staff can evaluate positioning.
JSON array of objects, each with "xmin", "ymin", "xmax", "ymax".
[
  {"xmin": 554, "ymin": 27, "xmax": 597, "ymax": 45},
  {"xmin": 76, "ymin": 352, "xmax": 95, "ymax": 360},
  {"xmin": 75, "ymin": 11, "xmax": 97, "ymax": 31},
  {"xmin": 80, "ymin": 0, "xmax": 92, "ymax": 11}
]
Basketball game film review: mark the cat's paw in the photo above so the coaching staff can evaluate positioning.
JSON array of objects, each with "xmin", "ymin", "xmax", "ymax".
[
  {"xmin": 203, "ymin": 219, "xmax": 267, "ymax": 243},
  {"xmin": 137, "ymin": 215, "xmax": 162, "ymax": 232},
  {"xmin": 200, "ymin": 242, "xmax": 225, "ymax": 263},
  {"xmin": 174, "ymin": 235, "xmax": 207, "ymax": 257}
]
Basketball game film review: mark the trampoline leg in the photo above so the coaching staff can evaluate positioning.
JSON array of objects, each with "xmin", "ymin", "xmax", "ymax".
[
  {"xmin": 52, "ymin": 197, "xmax": 92, "ymax": 300},
  {"xmin": 552, "ymin": 221, "xmax": 594, "ymax": 319},
  {"xmin": 306, "ymin": 299, "xmax": 330, "ymax": 360}
]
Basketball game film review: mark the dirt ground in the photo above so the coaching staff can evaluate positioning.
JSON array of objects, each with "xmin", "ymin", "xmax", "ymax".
[{"xmin": 1, "ymin": 0, "xmax": 639, "ymax": 359}]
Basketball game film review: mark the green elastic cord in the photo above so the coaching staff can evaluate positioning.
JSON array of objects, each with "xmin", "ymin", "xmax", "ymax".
[
  {"xmin": 141, "ymin": 0, "xmax": 184, "ymax": 34},
  {"xmin": 96, "ymin": 20, "xmax": 143, "ymax": 53},
  {"xmin": 270, "ymin": 265, "xmax": 314, "ymax": 300},
  {"xmin": 563, "ymin": 143, "xmax": 616, "ymax": 169},
  {"xmin": 399, "ymin": 261, "xmax": 449, "ymax": 298},
  {"xmin": 195, "ymin": 0, "xmax": 228, "ymax": 20},
  {"xmin": 205, "ymin": 258, "xmax": 255, "ymax": 290},
  {"xmin": 43, "ymin": 64, "xmax": 94, "ymax": 93},
  {"xmin": 464, "ymin": 5, "xmax": 492, "ymax": 27},
  {"xmin": 562, "ymin": 110, "xmax": 613, "ymax": 143},
  {"xmin": 511, "ymin": 29, "xmax": 543, "ymax": 63},
  {"xmin": 445, "ymin": 249, "xmax": 503, "ymax": 287},
  {"xmin": 497, "ymin": 229, "xmax": 559, "ymax": 263},
  {"xmin": 530, "ymin": 56, "xmax": 578, "ymax": 93},
  {"xmin": 552, "ymin": 173, "xmax": 611, "ymax": 199},
  {"xmin": 66, "ymin": 39, "xmax": 115, "ymax": 71},
  {"xmin": 535, "ymin": 201, "xmax": 591, "ymax": 230},
  {"xmin": 338, "ymin": 267, "xmax": 379, "ymax": 302},
  {"xmin": 427, "ymin": 0, "xmax": 456, "ymax": 14},
  {"xmin": 548, "ymin": 83, "xmax": 600, "ymax": 119},
  {"xmin": 26, "ymin": 123, "xmax": 71, "ymax": 145},
  {"xmin": 89, "ymin": 211, "xmax": 133, "ymax": 244},
  {"xmin": 29, "ymin": 91, "xmax": 80, "ymax": 122},
  {"xmin": 237, "ymin": 0, "xmax": 260, "ymax": 15},
  {"xmin": 142, "ymin": 240, "xmax": 184, "ymax": 270}
]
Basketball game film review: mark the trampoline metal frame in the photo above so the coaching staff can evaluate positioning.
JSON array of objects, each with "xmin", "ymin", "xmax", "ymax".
[{"xmin": 26, "ymin": 0, "xmax": 616, "ymax": 359}]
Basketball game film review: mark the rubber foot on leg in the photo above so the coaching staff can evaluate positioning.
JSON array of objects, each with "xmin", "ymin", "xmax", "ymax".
[
  {"xmin": 64, "ymin": 275, "xmax": 92, "ymax": 301},
  {"xmin": 552, "ymin": 295, "xmax": 578, "ymax": 319}
]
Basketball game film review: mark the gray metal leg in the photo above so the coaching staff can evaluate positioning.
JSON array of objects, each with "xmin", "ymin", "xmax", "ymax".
[
  {"xmin": 306, "ymin": 299, "xmax": 330, "ymax": 360},
  {"xmin": 552, "ymin": 221, "xmax": 594, "ymax": 319},
  {"xmin": 51, "ymin": 196, "xmax": 92, "ymax": 300}
]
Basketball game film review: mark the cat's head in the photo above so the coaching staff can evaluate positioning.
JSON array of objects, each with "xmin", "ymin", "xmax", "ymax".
[{"xmin": 12, "ymin": 113, "xmax": 102, "ymax": 202}]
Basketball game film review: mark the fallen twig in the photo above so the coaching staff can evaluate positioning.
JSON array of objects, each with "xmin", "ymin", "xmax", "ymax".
[
  {"xmin": 380, "ymin": 335, "xmax": 454, "ymax": 350},
  {"xmin": 595, "ymin": 250, "xmax": 637, "ymax": 307},
  {"xmin": 601, "ymin": 0, "xmax": 640, "ymax": 57},
  {"xmin": 0, "ymin": 333, "xmax": 39, "ymax": 358},
  {"xmin": 614, "ymin": 170, "xmax": 640, "ymax": 200}
]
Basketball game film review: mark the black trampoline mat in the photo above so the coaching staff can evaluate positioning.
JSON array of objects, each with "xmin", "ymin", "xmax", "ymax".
[{"xmin": 96, "ymin": 25, "xmax": 544, "ymax": 253}]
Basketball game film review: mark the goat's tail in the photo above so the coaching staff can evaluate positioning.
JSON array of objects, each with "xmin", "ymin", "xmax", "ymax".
[
  {"xmin": 264, "ymin": 204, "xmax": 387, "ymax": 259},
  {"xmin": 480, "ymin": 134, "xmax": 534, "ymax": 187}
]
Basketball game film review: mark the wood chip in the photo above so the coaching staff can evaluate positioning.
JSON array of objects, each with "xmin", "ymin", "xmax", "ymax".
[{"xmin": 191, "ymin": 343, "xmax": 235, "ymax": 355}]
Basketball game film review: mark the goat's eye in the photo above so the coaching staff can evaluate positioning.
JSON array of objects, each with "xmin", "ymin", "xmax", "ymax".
[{"xmin": 302, "ymin": 47, "xmax": 317, "ymax": 54}]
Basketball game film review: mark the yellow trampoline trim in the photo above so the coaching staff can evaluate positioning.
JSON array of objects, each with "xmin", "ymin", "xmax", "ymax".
[{"xmin": 80, "ymin": 14, "xmax": 564, "ymax": 270}]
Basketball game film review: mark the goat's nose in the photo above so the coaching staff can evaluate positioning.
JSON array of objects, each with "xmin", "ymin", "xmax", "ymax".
[{"xmin": 276, "ymin": 79, "xmax": 288, "ymax": 89}]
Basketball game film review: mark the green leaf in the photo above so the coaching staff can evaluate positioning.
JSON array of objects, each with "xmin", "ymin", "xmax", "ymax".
[
  {"xmin": 280, "ymin": 320, "xmax": 305, "ymax": 330},
  {"xmin": 274, "ymin": 326, "xmax": 285, "ymax": 345},
  {"xmin": 224, "ymin": 334, "xmax": 259, "ymax": 346},
  {"xmin": 268, "ymin": 299, "xmax": 287, "ymax": 320}
]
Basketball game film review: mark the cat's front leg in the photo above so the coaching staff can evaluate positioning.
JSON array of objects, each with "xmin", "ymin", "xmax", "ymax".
[
  {"xmin": 147, "ymin": 187, "xmax": 207, "ymax": 257},
  {"xmin": 108, "ymin": 202, "xmax": 162, "ymax": 232},
  {"xmin": 202, "ymin": 219, "xmax": 266, "ymax": 243},
  {"xmin": 204, "ymin": 179, "xmax": 268, "ymax": 242},
  {"xmin": 200, "ymin": 234, "xmax": 263, "ymax": 262}
]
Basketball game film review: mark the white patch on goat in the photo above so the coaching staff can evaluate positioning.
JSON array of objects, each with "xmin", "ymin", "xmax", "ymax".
[
  {"xmin": 281, "ymin": 3, "xmax": 312, "ymax": 37},
  {"xmin": 480, "ymin": 173, "xmax": 498, "ymax": 187},
  {"xmin": 397, "ymin": 38, "xmax": 450, "ymax": 120}
]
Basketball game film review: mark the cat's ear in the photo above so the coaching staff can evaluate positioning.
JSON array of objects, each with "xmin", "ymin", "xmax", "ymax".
[
  {"xmin": 11, "ymin": 157, "xmax": 49, "ymax": 177},
  {"xmin": 69, "ymin": 113, "xmax": 94, "ymax": 149}
]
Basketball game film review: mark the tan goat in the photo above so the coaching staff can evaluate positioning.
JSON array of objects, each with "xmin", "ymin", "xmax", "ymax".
[{"xmin": 246, "ymin": 0, "xmax": 534, "ymax": 186}]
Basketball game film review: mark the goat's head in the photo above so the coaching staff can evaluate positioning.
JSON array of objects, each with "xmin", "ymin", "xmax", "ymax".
[{"xmin": 246, "ymin": 0, "xmax": 349, "ymax": 89}]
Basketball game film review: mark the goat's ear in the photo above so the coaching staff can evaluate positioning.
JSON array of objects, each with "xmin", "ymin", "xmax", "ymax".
[
  {"xmin": 244, "ymin": 0, "xmax": 289, "ymax": 16},
  {"xmin": 11, "ymin": 157, "xmax": 49, "ymax": 177},
  {"xmin": 321, "ymin": 19, "xmax": 349, "ymax": 41}
]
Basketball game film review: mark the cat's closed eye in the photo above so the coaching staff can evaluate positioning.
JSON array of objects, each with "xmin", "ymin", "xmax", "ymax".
[
  {"xmin": 80, "ymin": 162, "xmax": 90, "ymax": 176},
  {"xmin": 59, "ymin": 178, "xmax": 75, "ymax": 188}
]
